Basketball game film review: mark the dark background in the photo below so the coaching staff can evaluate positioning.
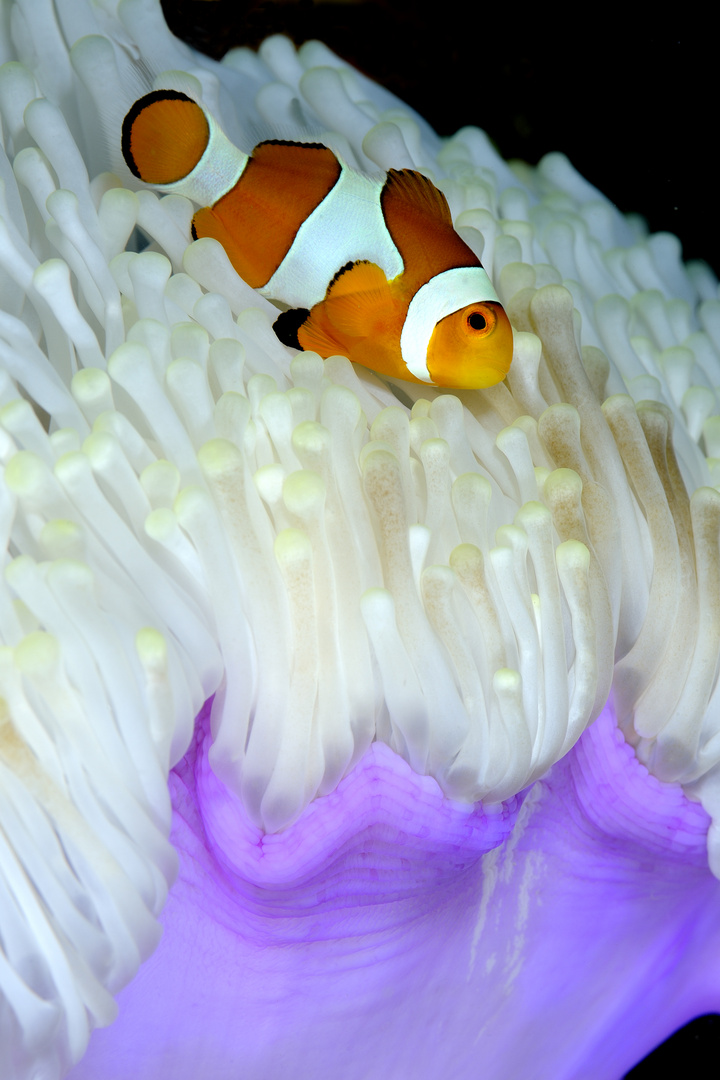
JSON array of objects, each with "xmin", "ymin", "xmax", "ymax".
[
  {"xmin": 161, "ymin": 1, "xmax": 719, "ymax": 1073},
  {"xmin": 161, "ymin": 0, "xmax": 719, "ymax": 278}
]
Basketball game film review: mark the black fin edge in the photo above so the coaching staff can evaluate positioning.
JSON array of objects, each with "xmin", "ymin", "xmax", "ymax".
[
  {"xmin": 255, "ymin": 138, "xmax": 330, "ymax": 151},
  {"xmin": 328, "ymin": 259, "xmax": 374, "ymax": 291},
  {"xmin": 273, "ymin": 308, "xmax": 311, "ymax": 350},
  {"xmin": 121, "ymin": 90, "xmax": 194, "ymax": 180}
]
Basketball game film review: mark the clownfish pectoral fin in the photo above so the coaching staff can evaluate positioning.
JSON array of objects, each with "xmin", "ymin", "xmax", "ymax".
[
  {"xmin": 272, "ymin": 307, "xmax": 311, "ymax": 350},
  {"xmin": 293, "ymin": 261, "xmax": 382, "ymax": 357},
  {"xmin": 380, "ymin": 168, "xmax": 481, "ymax": 286},
  {"xmin": 321, "ymin": 259, "xmax": 405, "ymax": 343},
  {"xmin": 297, "ymin": 260, "xmax": 405, "ymax": 361},
  {"xmin": 322, "ymin": 260, "xmax": 397, "ymax": 337},
  {"xmin": 326, "ymin": 259, "xmax": 388, "ymax": 300}
]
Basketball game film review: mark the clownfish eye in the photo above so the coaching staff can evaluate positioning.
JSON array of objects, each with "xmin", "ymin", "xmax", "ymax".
[{"xmin": 464, "ymin": 303, "xmax": 496, "ymax": 336}]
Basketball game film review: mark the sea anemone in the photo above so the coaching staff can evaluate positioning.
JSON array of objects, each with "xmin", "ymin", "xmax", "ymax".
[{"xmin": 0, "ymin": 2, "xmax": 718, "ymax": 1078}]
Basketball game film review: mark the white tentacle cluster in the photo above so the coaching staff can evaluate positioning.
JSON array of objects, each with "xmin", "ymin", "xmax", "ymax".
[{"xmin": 0, "ymin": 0, "xmax": 719, "ymax": 1075}]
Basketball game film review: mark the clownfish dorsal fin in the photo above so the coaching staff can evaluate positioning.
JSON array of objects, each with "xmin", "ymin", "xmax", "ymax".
[
  {"xmin": 244, "ymin": 139, "xmax": 341, "ymax": 193},
  {"xmin": 383, "ymin": 169, "xmax": 455, "ymax": 228},
  {"xmin": 122, "ymin": 90, "xmax": 210, "ymax": 185},
  {"xmin": 255, "ymin": 138, "xmax": 335, "ymax": 153},
  {"xmin": 380, "ymin": 168, "xmax": 480, "ymax": 288}
]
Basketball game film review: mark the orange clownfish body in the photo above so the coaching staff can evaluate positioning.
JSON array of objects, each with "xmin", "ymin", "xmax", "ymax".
[{"xmin": 122, "ymin": 91, "xmax": 513, "ymax": 389}]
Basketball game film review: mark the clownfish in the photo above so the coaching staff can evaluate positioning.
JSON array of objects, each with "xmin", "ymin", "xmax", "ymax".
[{"xmin": 121, "ymin": 90, "xmax": 513, "ymax": 389}]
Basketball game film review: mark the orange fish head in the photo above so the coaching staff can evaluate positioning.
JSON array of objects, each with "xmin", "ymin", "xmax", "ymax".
[{"xmin": 426, "ymin": 301, "xmax": 513, "ymax": 390}]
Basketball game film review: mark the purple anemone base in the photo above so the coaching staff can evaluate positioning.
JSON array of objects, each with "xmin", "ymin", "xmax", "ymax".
[{"xmin": 68, "ymin": 702, "xmax": 720, "ymax": 1079}]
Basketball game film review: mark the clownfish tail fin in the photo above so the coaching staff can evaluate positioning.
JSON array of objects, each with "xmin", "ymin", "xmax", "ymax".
[
  {"xmin": 121, "ymin": 92, "xmax": 247, "ymax": 207},
  {"xmin": 273, "ymin": 307, "xmax": 311, "ymax": 350},
  {"xmin": 122, "ymin": 90, "xmax": 210, "ymax": 185}
]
